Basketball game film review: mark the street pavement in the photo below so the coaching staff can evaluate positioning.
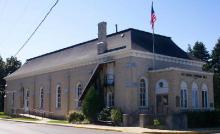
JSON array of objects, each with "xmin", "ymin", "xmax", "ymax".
[{"xmin": 0, "ymin": 120, "xmax": 130, "ymax": 134}]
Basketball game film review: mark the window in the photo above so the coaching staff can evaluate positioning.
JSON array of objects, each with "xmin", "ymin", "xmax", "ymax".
[
  {"xmin": 77, "ymin": 83, "xmax": 82, "ymax": 98},
  {"xmin": 106, "ymin": 63, "xmax": 114, "ymax": 85},
  {"xmin": 156, "ymin": 79, "xmax": 169, "ymax": 94},
  {"xmin": 107, "ymin": 92, "xmax": 114, "ymax": 107},
  {"xmin": 140, "ymin": 78, "xmax": 148, "ymax": 107},
  {"xmin": 21, "ymin": 87, "xmax": 25, "ymax": 107},
  {"xmin": 12, "ymin": 92, "xmax": 15, "ymax": 107},
  {"xmin": 26, "ymin": 90, "xmax": 30, "ymax": 107},
  {"xmin": 180, "ymin": 81, "xmax": 188, "ymax": 108},
  {"xmin": 192, "ymin": 83, "xmax": 199, "ymax": 109},
  {"xmin": 202, "ymin": 84, "xmax": 208, "ymax": 108},
  {"xmin": 56, "ymin": 85, "xmax": 61, "ymax": 109},
  {"xmin": 39, "ymin": 88, "xmax": 44, "ymax": 109},
  {"xmin": 159, "ymin": 82, "xmax": 163, "ymax": 88},
  {"xmin": 77, "ymin": 83, "xmax": 83, "ymax": 107}
]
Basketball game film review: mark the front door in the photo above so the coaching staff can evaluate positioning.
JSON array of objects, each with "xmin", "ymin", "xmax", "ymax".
[
  {"xmin": 24, "ymin": 90, "xmax": 30, "ymax": 112},
  {"xmin": 156, "ymin": 94, "xmax": 168, "ymax": 114}
]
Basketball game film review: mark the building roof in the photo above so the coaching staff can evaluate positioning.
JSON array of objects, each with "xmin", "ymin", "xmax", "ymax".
[
  {"xmin": 5, "ymin": 28, "xmax": 198, "ymax": 80},
  {"xmin": 131, "ymin": 29, "xmax": 192, "ymax": 59}
]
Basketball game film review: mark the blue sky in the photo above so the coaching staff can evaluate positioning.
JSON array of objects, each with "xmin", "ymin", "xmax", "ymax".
[{"xmin": 0, "ymin": 0, "xmax": 219, "ymax": 63}]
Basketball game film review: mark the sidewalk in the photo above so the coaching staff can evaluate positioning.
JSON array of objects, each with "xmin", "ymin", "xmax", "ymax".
[
  {"xmin": 1, "ymin": 114, "xmax": 220, "ymax": 134},
  {"xmin": 19, "ymin": 114, "xmax": 50, "ymax": 123}
]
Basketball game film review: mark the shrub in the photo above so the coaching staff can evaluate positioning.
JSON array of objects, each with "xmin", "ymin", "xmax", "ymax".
[
  {"xmin": 186, "ymin": 110, "xmax": 220, "ymax": 128},
  {"xmin": 110, "ymin": 108, "xmax": 122, "ymax": 126},
  {"xmin": 82, "ymin": 86, "xmax": 104, "ymax": 122},
  {"xmin": 97, "ymin": 107, "xmax": 112, "ymax": 121},
  {"xmin": 67, "ymin": 111, "xmax": 85, "ymax": 123},
  {"xmin": 153, "ymin": 119, "xmax": 160, "ymax": 126}
]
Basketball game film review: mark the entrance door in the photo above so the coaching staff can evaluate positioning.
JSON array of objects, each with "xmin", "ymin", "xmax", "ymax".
[
  {"xmin": 156, "ymin": 94, "xmax": 168, "ymax": 114},
  {"xmin": 24, "ymin": 90, "xmax": 30, "ymax": 112}
]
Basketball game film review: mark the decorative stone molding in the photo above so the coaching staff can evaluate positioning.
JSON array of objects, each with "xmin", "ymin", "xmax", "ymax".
[
  {"xmin": 130, "ymin": 50, "xmax": 204, "ymax": 67},
  {"xmin": 149, "ymin": 67, "xmax": 213, "ymax": 76},
  {"xmin": 6, "ymin": 49, "xmax": 205, "ymax": 80}
]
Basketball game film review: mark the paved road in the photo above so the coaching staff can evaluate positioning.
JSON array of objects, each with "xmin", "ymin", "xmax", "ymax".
[{"xmin": 0, "ymin": 120, "xmax": 130, "ymax": 134}]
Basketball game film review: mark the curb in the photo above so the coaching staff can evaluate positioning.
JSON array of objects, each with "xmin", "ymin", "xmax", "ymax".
[
  {"xmin": 0, "ymin": 118, "xmax": 123, "ymax": 133},
  {"xmin": 73, "ymin": 125, "xmax": 123, "ymax": 133},
  {"xmin": 1, "ymin": 118, "xmax": 220, "ymax": 134}
]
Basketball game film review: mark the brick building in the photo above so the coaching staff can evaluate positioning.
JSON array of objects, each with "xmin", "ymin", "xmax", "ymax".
[{"xmin": 4, "ymin": 22, "xmax": 214, "ymax": 127}]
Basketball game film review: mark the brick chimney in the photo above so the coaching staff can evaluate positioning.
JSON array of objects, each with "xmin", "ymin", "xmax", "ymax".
[{"xmin": 97, "ymin": 22, "xmax": 107, "ymax": 54}]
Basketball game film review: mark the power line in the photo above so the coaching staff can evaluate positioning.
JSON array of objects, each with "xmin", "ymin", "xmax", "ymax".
[
  {"xmin": 14, "ymin": 0, "xmax": 59, "ymax": 57},
  {"xmin": 0, "ymin": 0, "xmax": 31, "ymax": 47}
]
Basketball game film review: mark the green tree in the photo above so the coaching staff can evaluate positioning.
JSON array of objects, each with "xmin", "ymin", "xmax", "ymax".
[
  {"xmin": 210, "ymin": 38, "xmax": 220, "ymax": 109},
  {"xmin": 0, "ymin": 56, "xmax": 21, "ymax": 111},
  {"xmin": 213, "ymin": 74, "xmax": 220, "ymax": 109},
  {"xmin": 211, "ymin": 38, "xmax": 220, "ymax": 70},
  {"xmin": 191, "ymin": 41, "xmax": 210, "ymax": 62},
  {"xmin": 0, "ymin": 56, "xmax": 6, "ymax": 111},
  {"xmin": 5, "ymin": 56, "xmax": 22, "ymax": 76},
  {"xmin": 82, "ymin": 86, "xmax": 104, "ymax": 122},
  {"xmin": 187, "ymin": 44, "xmax": 193, "ymax": 54}
]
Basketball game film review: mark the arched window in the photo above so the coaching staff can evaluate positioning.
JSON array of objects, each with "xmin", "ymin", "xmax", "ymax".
[
  {"xmin": 76, "ymin": 82, "xmax": 83, "ymax": 107},
  {"xmin": 39, "ymin": 88, "xmax": 44, "ymax": 109},
  {"xmin": 12, "ymin": 92, "xmax": 15, "ymax": 107},
  {"xmin": 77, "ymin": 83, "xmax": 83, "ymax": 98},
  {"xmin": 192, "ymin": 82, "xmax": 199, "ymax": 109},
  {"xmin": 156, "ymin": 79, "xmax": 169, "ymax": 94},
  {"xmin": 107, "ymin": 92, "xmax": 114, "ymax": 107},
  {"xmin": 21, "ymin": 87, "xmax": 25, "ymax": 107},
  {"xmin": 26, "ymin": 89, "xmax": 30, "ymax": 107},
  {"xmin": 24, "ymin": 89, "xmax": 30, "ymax": 112},
  {"xmin": 180, "ymin": 81, "xmax": 188, "ymax": 108},
  {"xmin": 139, "ymin": 78, "xmax": 148, "ymax": 107},
  {"xmin": 56, "ymin": 85, "xmax": 61, "ymax": 109},
  {"xmin": 202, "ymin": 84, "xmax": 208, "ymax": 108}
]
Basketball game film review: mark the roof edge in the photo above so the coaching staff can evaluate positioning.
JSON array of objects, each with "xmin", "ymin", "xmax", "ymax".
[
  {"xmin": 26, "ymin": 28, "xmax": 169, "ymax": 62},
  {"xmin": 26, "ymin": 28, "xmax": 133, "ymax": 62}
]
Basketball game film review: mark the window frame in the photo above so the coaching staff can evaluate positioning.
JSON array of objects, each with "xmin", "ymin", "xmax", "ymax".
[
  {"xmin": 139, "ymin": 78, "xmax": 148, "ymax": 107},
  {"xmin": 39, "ymin": 87, "xmax": 44, "ymax": 109},
  {"xmin": 56, "ymin": 85, "xmax": 62, "ymax": 109},
  {"xmin": 76, "ymin": 82, "xmax": 83, "ymax": 107},
  {"xmin": 202, "ymin": 84, "xmax": 208, "ymax": 109},
  {"xmin": 26, "ymin": 89, "xmax": 30, "ymax": 108},
  {"xmin": 180, "ymin": 81, "xmax": 188, "ymax": 109},
  {"xmin": 107, "ymin": 91, "xmax": 114, "ymax": 107},
  {"xmin": 192, "ymin": 82, "xmax": 199, "ymax": 109},
  {"xmin": 12, "ymin": 92, "xmax": 15, "ymax": 107}
]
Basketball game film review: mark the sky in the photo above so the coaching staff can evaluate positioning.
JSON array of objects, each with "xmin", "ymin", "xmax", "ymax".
[{"xmin": 0, "ymin": 0, "xmax": 219, "ymax": 63}]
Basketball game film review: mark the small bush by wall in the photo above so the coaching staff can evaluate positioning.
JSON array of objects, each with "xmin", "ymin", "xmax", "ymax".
[
  {"xmin": 111, "ymin": 108, "xmax": 122, "ymax": 126},
  {"xmin": 97, "ymin": 107, "xmax": 111, "ymax": 122},
  {"xmin": 67, "ymin": 111, "xmax": 85, "ymax": 123},
  {"xmin": 186, "ymin": 110, "xmax": 220, "ymax": 128}
]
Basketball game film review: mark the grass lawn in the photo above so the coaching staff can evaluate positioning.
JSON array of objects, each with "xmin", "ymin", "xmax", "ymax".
[
  {"xmin": 0, "ymin": 112, "xmax": 39, "ymax": 121},
  {"xmin": 47, "ymin": 120, "xmax": 69, "ymax": 124},
  {"xmin": 13, "ymin": 117, "xmax": 39, "ymax": 121},
  {"xmin": 0, "ymin": 112, "xmax": 12, "ymax": 119}
]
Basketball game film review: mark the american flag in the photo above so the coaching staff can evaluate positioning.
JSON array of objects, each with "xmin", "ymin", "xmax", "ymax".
[{"xmin": 150, "ymin": 2, "xmax": 157, "ymax": 30}]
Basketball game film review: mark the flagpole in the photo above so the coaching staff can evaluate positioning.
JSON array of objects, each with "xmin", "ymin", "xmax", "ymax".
[
  {"xmin": 152, "ymin": 25, "xmax": 157, "ymax": 119},
  {"xmin": 152, "ymin": 28, "xmax": 155, "ymax": 70},
  {"xmin": 151, "ymin": 1, "xmax": 157, "ymax": 117}
]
